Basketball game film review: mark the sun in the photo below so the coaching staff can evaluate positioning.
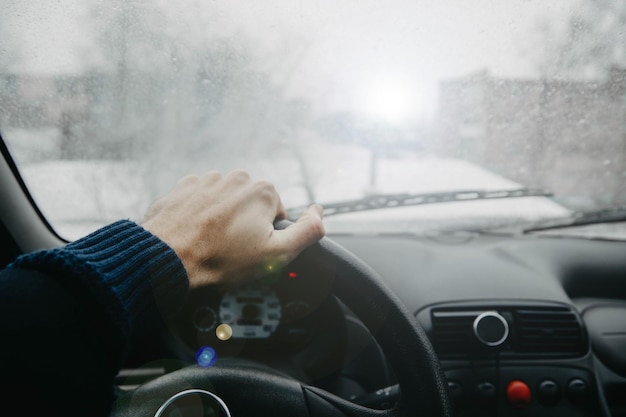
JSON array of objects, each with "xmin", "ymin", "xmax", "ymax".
[{"xmin": 362, "ymin": 77, "xmax": 421, "ymax": 124}]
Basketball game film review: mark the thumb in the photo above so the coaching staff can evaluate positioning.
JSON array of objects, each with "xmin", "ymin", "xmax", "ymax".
[{"xmin": 271, "ymin": 204, "xmax": 325, "ymax": 261}]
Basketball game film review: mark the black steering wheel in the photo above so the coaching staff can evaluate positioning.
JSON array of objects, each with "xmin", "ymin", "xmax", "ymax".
[{"xmin": 113, "ymin": 221, "xmax": 453, "ymax": 417}]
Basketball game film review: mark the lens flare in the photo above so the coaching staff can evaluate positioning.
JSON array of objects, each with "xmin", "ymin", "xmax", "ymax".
[
  {"xmin": 195, "ymin": 346, "xmax": 217, "ymax": 368},
  {"xmin": 258, "ymin": 257, "xmax": 283, "ymax": 285},
  {"xmin": 216, "ymin": 323, "xmax": 233, "ymax": 341}
]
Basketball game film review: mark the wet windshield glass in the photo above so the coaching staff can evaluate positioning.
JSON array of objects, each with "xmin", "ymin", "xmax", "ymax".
[{"xmin": 1, "ymin": 0, "xmax": 625, "ymax": 239}]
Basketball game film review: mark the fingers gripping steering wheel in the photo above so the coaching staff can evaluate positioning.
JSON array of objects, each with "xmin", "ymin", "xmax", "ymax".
[{"xmin": 114, "ymin": 220, "xmax": 453, "ymax": 417}]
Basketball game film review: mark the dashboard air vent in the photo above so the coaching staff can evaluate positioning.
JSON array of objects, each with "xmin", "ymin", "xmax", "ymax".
[
  {"xmin": 515, "ymin": 308, "xmax": 585, "ymax": 355},
  {"xmin": 429, "ymin": 304, "xmax": 588, "ymax": 359},
  {"xmin": 431, "ymin": 311, "xmax": 481, "ymax": 356}
]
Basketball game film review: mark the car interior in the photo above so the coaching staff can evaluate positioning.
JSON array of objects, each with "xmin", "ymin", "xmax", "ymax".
[
  {"xmin": 2, "ymin": 1, "xmax": 626, "ymax": 416},
  {"xmin": 3, "ymin": 131, "xmax": 626, "ymax": 417}
]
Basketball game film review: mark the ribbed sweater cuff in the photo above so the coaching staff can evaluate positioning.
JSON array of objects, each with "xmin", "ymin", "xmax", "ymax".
[{"xmin": 8, "ymin": 220, "xmax": 189, "ymax": 359}]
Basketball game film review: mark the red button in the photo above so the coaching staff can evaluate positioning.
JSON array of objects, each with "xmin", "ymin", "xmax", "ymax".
[{"xmin": 507, "ymin": 380, "xmax": 532, "ymax": 409}]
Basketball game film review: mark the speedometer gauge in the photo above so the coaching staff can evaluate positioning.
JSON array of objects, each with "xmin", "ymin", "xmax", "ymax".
[{"xmin": 218, "ymin": 285, "xmax": 282, "ymax": 339}]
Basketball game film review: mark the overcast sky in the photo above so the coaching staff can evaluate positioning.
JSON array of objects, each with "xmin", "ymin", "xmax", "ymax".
[{"xmin": 2, "ymin": 0, "xmax": 573, "ymax": 118}]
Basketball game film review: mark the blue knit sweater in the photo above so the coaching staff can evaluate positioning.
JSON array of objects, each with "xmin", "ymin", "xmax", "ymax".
[{"xmin": 7, "ymin": 219, "xmax": 189, "ymax": 366}]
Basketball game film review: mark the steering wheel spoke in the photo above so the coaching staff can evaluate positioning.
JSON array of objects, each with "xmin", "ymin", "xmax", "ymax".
[{"xmin": 303, "ymin": 385, "xmax": 397, "ymax": 417}]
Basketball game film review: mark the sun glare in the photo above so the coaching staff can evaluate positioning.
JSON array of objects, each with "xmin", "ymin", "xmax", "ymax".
[{"xmin": 363, "ymin": 78, "xmax": 420, "ymax": 124}]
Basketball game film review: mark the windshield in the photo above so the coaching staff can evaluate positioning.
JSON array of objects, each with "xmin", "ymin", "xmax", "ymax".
[{"xmin": 1, "ymin": 0, "xmax": 625, "ymax": 239}]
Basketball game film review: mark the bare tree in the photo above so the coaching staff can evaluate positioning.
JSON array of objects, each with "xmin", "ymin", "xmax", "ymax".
[{"xmin": 526, "ymin": 0, "xmax": 626, "ymax": 78}]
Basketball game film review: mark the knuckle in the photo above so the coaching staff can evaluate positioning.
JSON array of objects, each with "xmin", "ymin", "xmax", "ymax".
[
  {"xmin": 201, "ymin": 171, "xmax": 222, "ymax": 182},
  {"xmin": 253, "ymin": 181, "xmax": 278, "ymax": 200},
  {"xmin": 200, "ymin": 171, "xmax": 223, "ymax": 187},
  {"xmin": 177, "ymin": 174, "xmax": 199, "ymax": 186},
  {"xmin": 228, "ymin": 169, "xmax": 251, "ymax": 183}
]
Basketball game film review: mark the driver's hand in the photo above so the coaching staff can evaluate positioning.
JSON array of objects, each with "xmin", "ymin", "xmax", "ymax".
[{"xmin": 142, "ymin": 170, "xmax": 325, "ymax": 288}]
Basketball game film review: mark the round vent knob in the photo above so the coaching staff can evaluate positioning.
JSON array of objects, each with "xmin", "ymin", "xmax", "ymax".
[{"xmin": 473, "ymin": 311, "xmax": 509, "ymax": 346}]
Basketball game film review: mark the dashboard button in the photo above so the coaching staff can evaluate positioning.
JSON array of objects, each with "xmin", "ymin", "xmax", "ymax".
[
  {"xmin": 567, "ymin": 378, "xmax": 588, "ymax": 404},
  {"xmin": 475, "ymin": 382, "xmax": 496, "ymax": 406},
  {"xmin": 447, "ymin": 381, "xmax": 464, "ymax": 403},
  {"xmin": 506, "ymin": 380, "xmax": 532, "ymax": 409},
  {"xmin": 537, "ymin": 379, "xmax": 560, "ymax": 407}
]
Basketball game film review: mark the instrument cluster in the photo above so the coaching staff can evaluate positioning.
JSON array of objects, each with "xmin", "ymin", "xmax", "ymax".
[{"xmin": 177, "ymin": 260, "xmax": 343, "ymax": 360}]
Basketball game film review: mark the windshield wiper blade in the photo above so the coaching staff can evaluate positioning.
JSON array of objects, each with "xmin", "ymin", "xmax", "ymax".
[
  {"xmin": 523, "ymin": 207, "xmax": 626, "ymax": 232},
  {"xmin": 286, "ymin": 188, "xmax": 553, "ymax": 220}
]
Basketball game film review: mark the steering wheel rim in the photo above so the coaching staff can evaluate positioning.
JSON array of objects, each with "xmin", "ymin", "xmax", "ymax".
[{"xmin": 113, "ymin": 221, "xmax": 453, "ymax": 417}]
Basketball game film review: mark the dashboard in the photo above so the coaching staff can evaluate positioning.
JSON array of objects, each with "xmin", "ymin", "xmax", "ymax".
[
  {"xmin": 169, "ymin": 228, "xmax": 626, "ymax": 417},
  {"xmin": 332, "ymin": 230, "xmax": 626, "ymax": 417}
]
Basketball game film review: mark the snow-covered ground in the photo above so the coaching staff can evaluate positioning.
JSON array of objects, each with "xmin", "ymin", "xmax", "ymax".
[
  {"xmin": 11, "ymin": 133, "xmax": 570, "ymax": 240},
  {"xmin": 20, "ymin": 160, "xmax": 151, "ymax": 239}
]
